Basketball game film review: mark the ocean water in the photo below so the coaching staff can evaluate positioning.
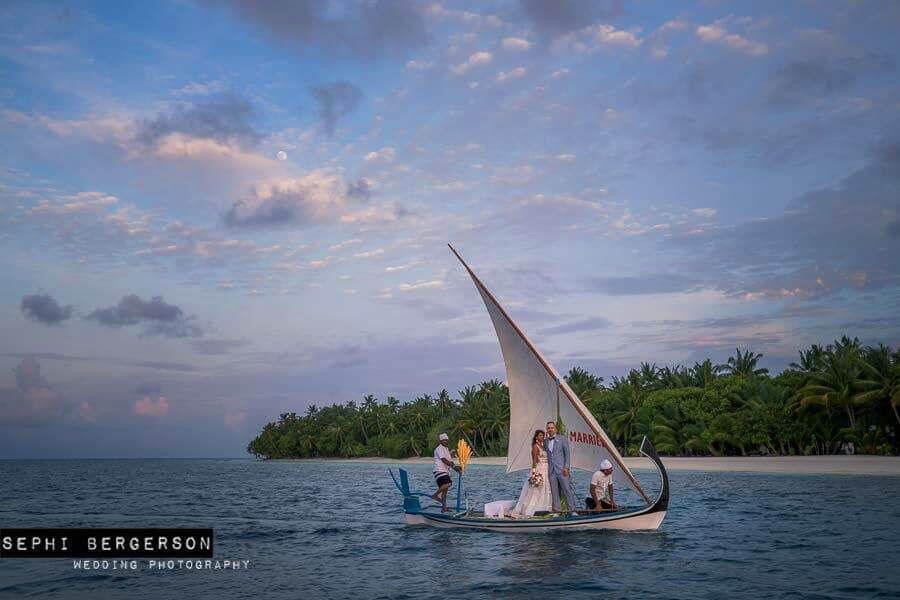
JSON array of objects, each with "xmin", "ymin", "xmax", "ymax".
[{"xmin": 0, "ymin": 459, "xmax": 898, "ymax": 599}]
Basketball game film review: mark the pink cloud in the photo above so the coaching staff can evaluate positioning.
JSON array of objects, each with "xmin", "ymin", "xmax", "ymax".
[
  {"xmin": 133, "ymin": 395, "xmax": 169, "ymax": 417},
  {"xmin": 0, "ymin": 357, "xmax": 65, "ymax": 426},
  {"xmin": 77, "ymin": 401, "xmax": 96, "ymax": 422},
  {"xmin": 224, "ymin": 411, "xmax": 247, "ymax": 430}
]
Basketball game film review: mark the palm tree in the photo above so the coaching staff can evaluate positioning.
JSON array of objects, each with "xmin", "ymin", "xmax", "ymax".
[
  {"xmin": 327, "ymin": 420, "xmax": 351, "ymax": 456},
  {"xmin": 688, "ymin": 359, "xmax": 717, "ymax": 387},
  {"xmin": 408, "ymin": 397, "xmax": 432, "ymax": 434},
  {"xmin": 839, "ymin": 424, "xmax": 889, "ymax": 455},
  {"xmin": 705, "ymin": 414, "xmax": 744, "ymax": 456},
  {"xmin": 790, "ymin": 344, "xmax": 826, "ymax": 376},
  {"xmin": 735, "ymin": 380, "xmax": 791, "ymax": 454},
  {"xmin": 299, "ymin": 431, "xmax": 317, "ymax": 456},
  {"xmin": 482, "ymin": 390, "xmax": 510, "ymax": 454},
  {"xmin": 855, "ymin": 344, "xmax": 900, "ymax": 426},
  {"xmin": 832, "ymin": 335, "xmax": 862, "ymax": 355},
  {"xmin": 565, "ymin": 366, "xmax": 603, "ymax": 398},
  {"xmin": 716, "ymin": 347, "xmax": 769, "ymax": 378},
  {"xmin": 798, "ymin": 345, "xmax": 863, "ymax": 427},
  {"xmin": 458, "ymin": 385, "xmax": 479, "ymax": 408},
  {"xmin": 435, "ymin": 389, "xmax": 455, "ymax": 417},
  {"xmin": 608, "ymin": 371, "xmax": 645, "ymax": 447},
  {"xmin": 638, "ymin": 362, "xmax": 660, "ymax": 389},
  {"xmin": 652, "ymin": 404, "xmax": 703, "ymax": 455},
  {"xmin": 658, "ymin": 364, "xmax": 687, "ymax": 389}
]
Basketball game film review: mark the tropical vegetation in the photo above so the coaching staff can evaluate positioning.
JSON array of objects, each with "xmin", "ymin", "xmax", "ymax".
[{"xmin": 247, "ymin": 337, "xmax": 899, "ymax": 459}]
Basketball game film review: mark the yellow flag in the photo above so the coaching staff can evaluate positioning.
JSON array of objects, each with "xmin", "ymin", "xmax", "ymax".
[{"xmin": 456, "ymin": 439, "xmax": 472, "ymax": 473}]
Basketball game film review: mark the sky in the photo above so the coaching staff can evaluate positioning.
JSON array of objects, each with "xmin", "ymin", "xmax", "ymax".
[{"xmin": 1, "ymin": 0, "xmax": 898, "ymax": 458}]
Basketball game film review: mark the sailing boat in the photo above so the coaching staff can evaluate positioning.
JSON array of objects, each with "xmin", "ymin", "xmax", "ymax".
[{"xmin": 389, "ymin": 245, "xmax": 669, "ymax": 531}]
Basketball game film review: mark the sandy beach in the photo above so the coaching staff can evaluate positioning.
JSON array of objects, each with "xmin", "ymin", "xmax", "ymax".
[{"xmin": 284, "ymin": 455, "xmax": 900, "ymax": 476}]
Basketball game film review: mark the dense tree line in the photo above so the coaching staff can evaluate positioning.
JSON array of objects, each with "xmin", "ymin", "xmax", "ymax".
[{"xmin": 247, "ymin": 337, "xmax": 899, "ymax": 459}]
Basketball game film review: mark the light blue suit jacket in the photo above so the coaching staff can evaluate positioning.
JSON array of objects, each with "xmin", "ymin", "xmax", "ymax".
[{"xmin": 544, "ymin": 435, "xmax": 570, "ymax": 474}]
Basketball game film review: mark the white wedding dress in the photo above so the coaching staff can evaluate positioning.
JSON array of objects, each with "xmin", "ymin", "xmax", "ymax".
[{"xmin": 510, "ymin": 446, "xmax": 552, "ymax": 518}]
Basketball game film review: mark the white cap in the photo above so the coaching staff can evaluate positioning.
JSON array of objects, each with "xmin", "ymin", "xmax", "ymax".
[
  {"xmin": 439, "ymin": 433, "xmax": 449, "ymax": 441},
  {"xmin": 600, "ymin": 459, "xmax": 613, "ymax": 470}
]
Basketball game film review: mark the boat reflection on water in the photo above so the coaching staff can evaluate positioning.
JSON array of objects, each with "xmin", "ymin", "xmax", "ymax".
[{"xmin": 494, "ymin": 530, "xmax": 671, "ymax": 581}]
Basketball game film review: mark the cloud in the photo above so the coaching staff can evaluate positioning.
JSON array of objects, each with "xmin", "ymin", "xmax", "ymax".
[
  {"xmin": 353, "ymin": 248, "xmax": 384, "ymax": 259},
  {"xmin": 496, "ymin": 67, "xmax": 527, "ymax": 83},
  {"xmin": 502, "ymin": 37, "xmax": 532, "ymax": 51},
  {"xmin": 7, "ymin": 110, "xmax": 134, "ymax": 145},
  {"xmin": 133, "ymin": 395, "xmax": 169, "ymax": 417},
  {"xmin": 405, "ymin": 59, "xmax": 433, "ymax": 71},
  {"xmin": 205, "ymin": 0, "xmax": 429, "ymax": 60},
  {"xmin": 346, "ymin": 178, "xmax": 372, "ymax": 201},
  {"xmin": 450, "ymin": 51, "xmax": 492, "ymax": 75},
  {"xmin": 329, "ymin": 238, "xmax": 363, "ymax": 251},
  {"xmin": 518, "ymin": 0, "xmax": 623, "ymax": 37},
  {"xmin": 385, "ymin": 261, "xmax": 423, "ymax": 272},
  {"xmin": 665, "ymin": 136, "xmax": 900, "ymax": 299},
  {"xmin": 272, "ymin": 333, "xmax": 506, "ymax": 397},
  {"xmin": 224, "ymin": 410, "xmax": 247, "ymax": 430},
  {"xmin": 0, "ymin": 357, "xmax": 65, "ymax": 426},
  {"xmin": 767, "ymin": 35, "xmax": 894, "ymax": 106},
  {"xmin": 1, "ymin": 353, "xmax": 198, "ymax": 373},
  {"xmin": 223, "ymin": 171, "xmax": 375, "ymax": 228},
  {"xmin": 21, "ymin": 293, "xmax": 73, "ymax": 325},
  {"xmin": 539, "ymin": 316, "xmax": 612, "ymax": 335},
  {"xmin": 311, "ymin": 81, "xmax": 362, "ymax": 136},
  {"xmin": 87, "ymin": 295, "xmax": 203, "ymax": 338},
  {"xmin": 364, "ymin": 146, "xmax": 396, "ymax": 163},
  {"xmin": 136, "ymin": 93, "xmax": 261, "ymax": 151},
  {"xmin": 661, "ymin": 106, "xmax": 866, "ymax": 166},
  {"xmin": 76, "ymin": 401, "xmax": 96, "ymax": 423},
  {"xmin": 26, "ymin": 192, "xmax": 118, "ymax": 216},
  {"xmin": 190, "ymin": 338, "xmax": 249, "ymax": 355},
  {"xmin": 17, "ymin": 97, "xmax": 271, "ymax": 169},
  {"xmin": 135, "ymin": 382, "xmax": 163, "ymax": 395},
  {"xmin": 768, "ymin": 50, "xmax": 896, "ymax": 105},
  {"xmin": 587, "ymin": 274, "xmax": 701, "ymax": 296},
  {"xmin": 695, "ymin": 20, "xmax": 767, "ymax": 57},
  {"xmin": 585, "ymin": 24, "xmax": 641, "ymax": 49},
  {"xmin": 647, "ymin": 18, "xmax": 690, "ymax": 59},
  {"xmin": 424, "ymin": 4, "xmax": 504, "ymax": 29},
  {"xmin": 398, "ymin": 279, "xmax": 444, "ymax": 292},
  {"xmin": 17, "ymin": 185, "xmax": 295, "ymax": 277}
]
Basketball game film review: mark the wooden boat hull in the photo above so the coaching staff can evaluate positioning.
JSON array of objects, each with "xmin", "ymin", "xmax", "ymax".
[
  {"xmin": 394, "ymin": 437, "xmax": 670, "ymax": 533},
  {"xmin": 405, "ymin": 508, "xmax": 667, "ymax": 532}
]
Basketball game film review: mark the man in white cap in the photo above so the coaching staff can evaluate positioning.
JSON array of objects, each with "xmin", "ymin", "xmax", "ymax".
[
  {"xmin": 431, "ymin": 433, "xmax": 460, "ymax": 512},
  {"xmin": 586, "ymin": 459, "xmax": 618, "ymax": 511}
]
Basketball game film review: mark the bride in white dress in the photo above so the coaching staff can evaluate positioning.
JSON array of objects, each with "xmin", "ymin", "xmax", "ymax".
[{"xmin": 510, "ymin": 430, "xmax": 552, "ymax": 518}]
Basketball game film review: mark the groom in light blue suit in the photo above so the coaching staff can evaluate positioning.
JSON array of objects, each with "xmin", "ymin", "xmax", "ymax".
[{"xmin": 544, "ymin": 421, "xmax": 577, "ymax": 513}]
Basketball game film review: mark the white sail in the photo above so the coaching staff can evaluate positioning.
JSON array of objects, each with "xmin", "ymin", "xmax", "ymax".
[{"xmin": 450, "ymin": 245, "xmax": 649, "ymax": 503}]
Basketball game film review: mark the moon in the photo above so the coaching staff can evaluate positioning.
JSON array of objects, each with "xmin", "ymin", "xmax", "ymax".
[{"xmin": 276, "ymin": 150, "xmax": 287, "ymax": 161}]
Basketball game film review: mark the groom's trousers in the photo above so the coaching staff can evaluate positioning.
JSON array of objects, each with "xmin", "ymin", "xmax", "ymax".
[{"xmin": 549, "ymin": 469, "xmax": 576, "ymax": 512}]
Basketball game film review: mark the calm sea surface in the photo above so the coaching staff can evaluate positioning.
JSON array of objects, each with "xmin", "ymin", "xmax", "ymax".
[{"xmin": 0, "ymin": 459, "xmax": 898, "ymax": 599}]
